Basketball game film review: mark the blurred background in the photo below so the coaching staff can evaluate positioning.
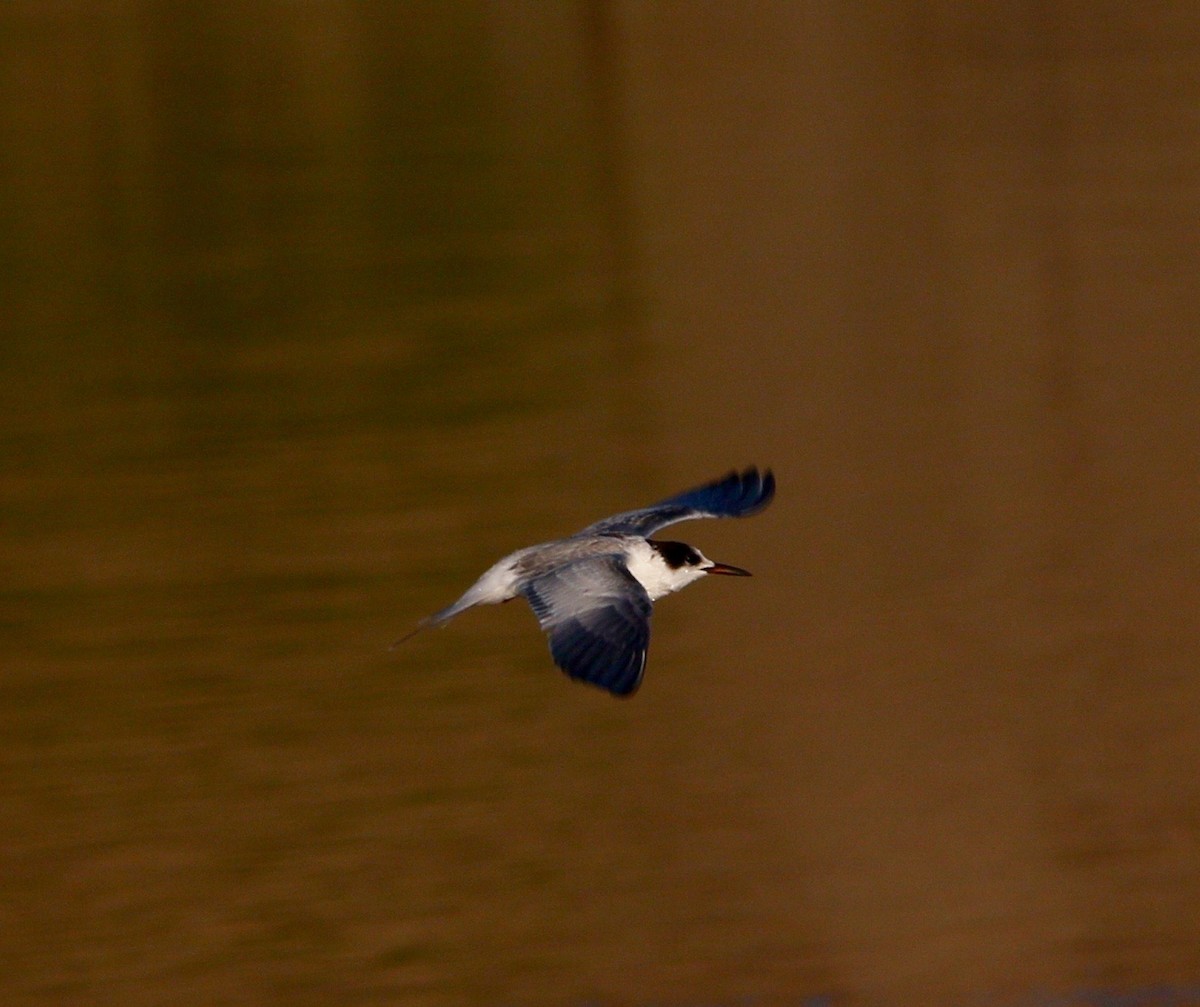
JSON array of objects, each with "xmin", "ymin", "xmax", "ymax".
[{"xmin": 2, "ymin": 3, "xmax": 1199, "ymax": 1005}]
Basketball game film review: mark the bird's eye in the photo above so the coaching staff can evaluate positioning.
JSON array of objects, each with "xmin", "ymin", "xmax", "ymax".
[{"xmin": 687, "ymin": 551, "xmax": 702, "ymax": 566}]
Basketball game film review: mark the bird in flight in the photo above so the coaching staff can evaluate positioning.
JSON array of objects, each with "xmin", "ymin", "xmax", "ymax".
[{"xmin": 394, "ymin": 467, "xmax": 775, "ymax": 697}]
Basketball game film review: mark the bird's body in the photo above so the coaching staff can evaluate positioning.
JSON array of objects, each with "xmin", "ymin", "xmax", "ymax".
[{"xmin": 395, "ymin": 467, "xmax": 775, "ymax": 696}]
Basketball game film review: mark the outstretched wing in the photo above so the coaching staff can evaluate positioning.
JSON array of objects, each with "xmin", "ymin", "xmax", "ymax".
[
  {"xmin": 519, "ymin": 556, "xmax": 652, "ymax": 697},
  {"xmin": 575, "ymin": 466, "xmax": 775, "ymax": 538}
]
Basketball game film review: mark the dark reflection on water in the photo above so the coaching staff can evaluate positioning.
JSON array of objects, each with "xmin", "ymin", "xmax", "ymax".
[{"xmin": 3, "ymin": 4, "xmax": 1200, "ymax": 1006}]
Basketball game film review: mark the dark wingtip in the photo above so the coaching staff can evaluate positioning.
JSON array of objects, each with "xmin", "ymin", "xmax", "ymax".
[
  {"xmin": 760, "ymin": 467, "xmax": 776, "ymax": 505},
  {"xmin": 736, "ymin": 465, "xmax": 775, "ymax": 516}
]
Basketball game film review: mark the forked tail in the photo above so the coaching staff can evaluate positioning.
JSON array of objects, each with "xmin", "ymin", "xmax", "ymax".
[
  {"xmin": 387, "ymin": 597, "xmax": 479, "ymax": 651},
  {"xmin": 388, "ymin": 619, "xmax": 433, "ymax": 650}
]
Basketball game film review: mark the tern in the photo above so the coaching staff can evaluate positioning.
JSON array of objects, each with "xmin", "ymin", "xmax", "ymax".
[{"xmin": 394, "ymin": 466, "xmax": 775, "ymax": 697}]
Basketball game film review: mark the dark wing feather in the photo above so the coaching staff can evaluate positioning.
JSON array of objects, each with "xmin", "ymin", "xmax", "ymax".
[
  {"xmin": 520, "ymin": 557, "xmax": 651, "ymax": 697},
  {"xmin": 575, "ymin": 466, "xmax": 775, "ymax": 538}
]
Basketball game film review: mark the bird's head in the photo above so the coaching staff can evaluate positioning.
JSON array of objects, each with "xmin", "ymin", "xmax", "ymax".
[{"xmin": 646, "ymin": 539, "xmax": 751, "ymax": 595}]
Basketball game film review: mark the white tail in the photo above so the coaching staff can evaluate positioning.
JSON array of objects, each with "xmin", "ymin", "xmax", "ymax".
[{"xmin": 388, "ymin": 553, "xmax": 522, "ymax": 651}]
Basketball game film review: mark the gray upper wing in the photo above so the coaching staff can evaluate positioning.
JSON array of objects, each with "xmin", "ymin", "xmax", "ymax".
[
  {"xmin": 575, "ymin": 466, "xmax": 775, "ymax": 538},
  {"xmin": 519, "ymin": 556, "xmax": 652, "ymax": 697}
]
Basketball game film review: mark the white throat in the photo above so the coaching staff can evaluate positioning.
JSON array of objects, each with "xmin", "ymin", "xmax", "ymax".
[{"xmin": 623, "ymin": 541, "xmax": 707, "ymax": 601}]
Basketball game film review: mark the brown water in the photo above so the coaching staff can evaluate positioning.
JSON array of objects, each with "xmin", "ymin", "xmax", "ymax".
[{"xmin": 2, "ymin": 5, "xmax": 1199, "ymax": 1006}]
